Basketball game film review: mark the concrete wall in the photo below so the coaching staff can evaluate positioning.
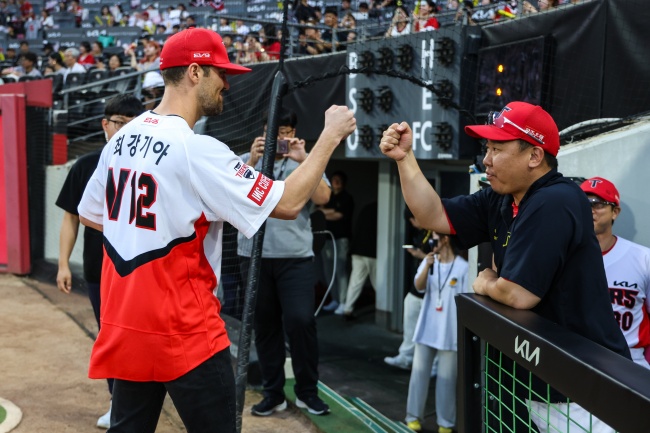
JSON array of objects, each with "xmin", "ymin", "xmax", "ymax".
[{"xmin": 558, "ymin": 117, "xmax": 650, "ymax": 247}]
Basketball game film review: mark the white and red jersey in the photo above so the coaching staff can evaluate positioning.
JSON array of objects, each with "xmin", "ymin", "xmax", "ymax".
[
  {"xmin": 603, "ymin": 237, "xmax": 650, "ymax": 353},
  {"xmin": 79, "ymin": 111, "xmax": 283, "ymax": 382}
]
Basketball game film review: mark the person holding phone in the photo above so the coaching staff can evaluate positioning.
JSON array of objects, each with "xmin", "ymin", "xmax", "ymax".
[
  {"xmin": 404, "ymin": 233, "xmax": 470, "ymax": 433},
  {"xmin": 238, "ymin": 109, "xmax": 334, "ymax": 417}
]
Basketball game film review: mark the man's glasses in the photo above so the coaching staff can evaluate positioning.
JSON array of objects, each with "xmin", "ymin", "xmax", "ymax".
[
  {"xmin": 106, "ymin": 118, "xmax": 128, "ymax": 130},
  {"xmin": 588, "ymin": 197, "xmax": 617, "ymax": 210},
  {"xmin": 487, "ymin": 111, "xmax": 544, "ymax": 145}
]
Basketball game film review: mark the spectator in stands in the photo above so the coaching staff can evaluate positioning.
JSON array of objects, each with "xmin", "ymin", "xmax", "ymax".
[
  {"xmin": 340, "ymin": 13, "xmax": 357, "ymax": 44},
  {"xmin": 127, "ymin": 39, "xmax": 160, "ymax": 72},
  {"xmin": 298, "ymin": 20, "xmax": 325, "ymax": 55},
  {"xmin": 580, "ymin": 177, "xmax": 650, "ymax": 370},
  {"xmin": 96, "ymin": 5, "xmax": 115, "ymax": 26},
  {"xmin": 471, "ymin": 0, "xmax": 496, "ymax": 23},
  {"xmin": 413, "ymin": 0, "xmax": 440, "ymax": 32},
  {"xmin": 141, "ymin": 71, "xmax": 164, "ymax": 110},
  {"xmin": 385, "ymin": 5, "xmax": 411, "ymax": 38},
  {"xmin": 321, "ymin": 7, "xmax": 352, "ymax": 52},
  {"xmin": 40, "ymin": 9, "xmax": 54, "ymax": 30},
  {"xmin": 24, "ymin": 11, "xmax": 40, "ymax": 39},
  {"xmin": 91, "ymin": 41, "xmax": 103, "ymax": 59},
  {"xmin": 216, "ymin": 17, "xmax": 233, "ymax": 33},
  {"xmin": 260, "ymin": 23, "xmax": 281, "ymax": 60},
  {"xmin": 94, "ymin": 55, "xmax": 107, "ymax": 71},
  {"xmin": 47, "ymin": 51, "xmax": 66, "ymax": 75},
  {"xmin": 176, "ymin": 3, "xmax": 189, "ymax": 21},
  {"xmin": 77, "ymin": 41, "xmax": 95, "ymax": 69},
  {"xmin": 109, "ymin": 4, "xmax": 123, "ymax": 23},
  {"xmin": 1, "ymin": 51, "xmax": 41, "ymax": 79},
  {"xmin": 18, "ymin": 40, "xmax": 29, "ymax": 56},
  {"xmin": 181, "ymin": 14, "xmax": 196, "ymax": 30},
  {"xmin": 67, "ymin": 0, "xmax": 85, "ymax": 27},
  {"xmin": 454, "ymin": 0, "xmax": 476, "ymax": 24},
  {"xmin": 134, "ymin": 11, "xmax": 155, "ymax": 34},
  {"xmin": 107, "ymin": 53, "xmax": 122, "ymax": 72},
  {"xmin": 234, "ymin": 18, "xmax": 250, "ymax": 36},
  {"xmin": 221, "ymin": 33, "xmax": 237, "ymax": 62},
  {"xmin": 523, "ymin": 0, "xmax": 559, "ymax": 13},
  {"xmin": 353, "ymin": 2, "xmax": 370, "ymax": 21},
  {"xmin": 293, "ymin": 0, "xmax": 319, "ymax": 23},
  {"xmin": 4, "ymin": 47, "xmax": 17, "ymax": 66},
  {"xmin": 235, "ymin": 32, "xmax": 269, "ymax": 65},
  {"xmin": 56, "ymin": 94, "xmax": 145, "ymax": 430},
  {"xmin": 62, "ymin": 47, "xmax": 86, "ymax": 80}
]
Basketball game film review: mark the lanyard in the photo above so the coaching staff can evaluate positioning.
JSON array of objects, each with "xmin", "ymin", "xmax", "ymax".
[
  {"xmin": 436, "ymin": 257, "xmax": 455, "ymax": 310},
  {"xmin": 274, "ymin": 158, "xmax": 288, "ymax": 180}
]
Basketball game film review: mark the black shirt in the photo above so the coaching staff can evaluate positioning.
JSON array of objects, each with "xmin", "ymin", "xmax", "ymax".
[
  {"xmin": 350, "ymin": 201, "xmax": 377, "ymax": 258},
  {"xmin": 443, "ymin": 169, "xmax": 630, "ymax": 399},
  {"xmin": 324, "ymin": 189, "xmax": 354, "ymax": 239},
  {"xmin": 55, "ymin": 150, "xmax": 104, "ymax": 284}
]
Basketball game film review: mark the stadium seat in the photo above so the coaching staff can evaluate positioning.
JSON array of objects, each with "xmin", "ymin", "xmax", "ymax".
[
  {"xmin": 64, "ymin": 72, "xmax": 86, "ymax": 89},
  {"xmin": 84, "ymin": 68, "xmax": 110, "ymax": 98}
]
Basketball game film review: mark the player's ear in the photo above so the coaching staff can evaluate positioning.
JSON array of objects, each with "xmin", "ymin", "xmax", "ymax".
[{"xmin": 529, "ymin": 145, "xmax": 545, "ymax": 168}]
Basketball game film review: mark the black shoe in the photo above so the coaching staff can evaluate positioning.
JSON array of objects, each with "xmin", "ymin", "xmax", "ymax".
[
  {"xmin": 295, "ymin": 395, "xmax": 330, "ymax": 415},
  {"xmin": 343, "ymin": 312, "xmax": 357, "ymax": 321},
  {"xmin": 251, "ymin": 396, "xmax": 287, "ymax": 416}
]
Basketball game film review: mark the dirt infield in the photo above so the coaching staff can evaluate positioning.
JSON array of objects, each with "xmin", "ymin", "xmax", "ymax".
[{"xmin": 0, "ymin": 273, "xmax": 317, "ymax": 433}]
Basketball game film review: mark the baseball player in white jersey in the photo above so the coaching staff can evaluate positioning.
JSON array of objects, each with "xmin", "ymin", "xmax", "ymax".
[
  {"xmin": 581, "ymin": 177, "xmax": 650, "ymax": 369},
  {"xmin": 77, "ymin": 27, "xmax": 356, "ymax": 433}
]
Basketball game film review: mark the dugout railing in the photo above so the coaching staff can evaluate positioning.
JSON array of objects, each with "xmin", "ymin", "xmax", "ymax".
[{"xmin": 457, "ymin": 293, "xmax": 650, "ymax": 433}]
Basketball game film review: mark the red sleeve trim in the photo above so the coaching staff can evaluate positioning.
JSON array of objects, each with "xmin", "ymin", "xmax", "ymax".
[{"xmin": 443, "ymin": 207, "xmax": 456, "ymax": 235}]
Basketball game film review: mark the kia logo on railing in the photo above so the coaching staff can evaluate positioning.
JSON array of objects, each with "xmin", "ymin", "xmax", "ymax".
[{"xmin": 514, "ymin": 336, "xmax": 540, "ymax": 366}]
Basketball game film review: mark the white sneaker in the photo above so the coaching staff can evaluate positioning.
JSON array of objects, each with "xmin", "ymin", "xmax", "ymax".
[
  {"xmin": 334, "ymin": 305, "xmax": 345, "ymax": 315},
  {"xmin": 322, "ymin": 300, "xmax": 339, "ymax": 312},
  {"xmin": 96, "ymin": 404, "xmax": 111, "ymax": 429},
  {"xmin": 384, "ymin": 355, "xmax": 412, "ymax": 370}
]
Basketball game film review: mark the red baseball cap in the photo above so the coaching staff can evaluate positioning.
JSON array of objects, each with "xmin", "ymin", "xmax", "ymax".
[
  {"xmin": 160, "ymin": 28, "xmax": 251, "ymax": 74},
  {"xmin": 580, "ymin": 177, "xmax": 620, "ymax": 206},
  {"xmin": 465, "ymin": 101, "xmax": 560, "ymax": 157}
]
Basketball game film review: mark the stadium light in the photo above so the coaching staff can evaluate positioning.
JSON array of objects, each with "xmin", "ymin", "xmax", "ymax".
[
  {"xmin": 434, "ymin": 79, "xmax": 453, "ymax": 108},
  {"xmin": 359, "ymin": 125, "xmax": 374, "ymax": 150},
  {"xmin": 397, "ymin": 44, "xmax": 414, "ymax": 72},
  {"xmin": 359, "ymin": 51, "xmax": 375, "ymax": 70},
  {"xmin": 378, "ymin": 47, "xmax": 394, "ymax": 70},
  {"xmin": 435, "ymin": 37, "xmax": 455, "ymax": 67},
  {"xmin": 377, "ymin": 87, "xmax": 393, "ymax": 112},
  {"xmin": 358, "ymin": 88, "xmax": 374, "ymax": 113},
  {"xmin": 434, "ymin": 122, "xmax": 453, "ymax": 150}
]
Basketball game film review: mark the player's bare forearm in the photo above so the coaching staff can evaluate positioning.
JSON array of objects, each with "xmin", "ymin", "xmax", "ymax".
[
  {"xmin": 474, "ymin": 269, "xmax": 540, "ymax": 309},
  {"xmin": 397, "ymin": 152, "xmax": 450, "ymax": 234},
  {"xmin": 311, "ymin": 179, "xmax": 331, "ymax": 205},
  {"xmin": 272, "ymin": 136, "xmax": 337, "ymax": 219},
  {"xmin": 272, "ymin": 105, "xmax": 355, "ymax": 219},
  {"xmin": 57, "ymin": 212, "xmax": 80, "ymax": 293}
]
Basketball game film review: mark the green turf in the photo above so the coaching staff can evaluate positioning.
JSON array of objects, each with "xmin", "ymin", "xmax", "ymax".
[
  {"xmin": 284, "ymin": 379, "xmax": 388, "ymax": 433},
  {"xmin": 0, "ymin": 404, "xmax": 7, "ymax": 424}
]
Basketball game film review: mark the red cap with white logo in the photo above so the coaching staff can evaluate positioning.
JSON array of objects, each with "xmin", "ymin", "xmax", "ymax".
[
  {"xmin": 160, "ymin": 28, "xmax": 251, "ymax": 75},
  {"xmin": 580, "ymin": 177, "xmax": 620, "ymax": 207}
]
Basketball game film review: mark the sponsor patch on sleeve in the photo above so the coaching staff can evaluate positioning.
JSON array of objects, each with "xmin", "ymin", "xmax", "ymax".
[
  {"xmin": 233, "ymin": 162, "xmax": 256, "ymax": 179},
  {"xmin": 247, "ymin": 174, "xmax": 273, "ymax": 206}
]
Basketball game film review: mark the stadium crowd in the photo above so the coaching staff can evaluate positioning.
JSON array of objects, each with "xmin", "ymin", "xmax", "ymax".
[{"xmin": 0, "ymin": 0, "xmax": 591, "ymax": 82}]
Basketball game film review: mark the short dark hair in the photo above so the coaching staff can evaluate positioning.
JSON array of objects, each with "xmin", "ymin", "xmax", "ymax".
[
  {"xmin": 22, "ymin": 51, "xmax": 37, "ymax": 63},
  {"xmin": 49, "ymin": 51, "xmax": 64, "ymax": 66},
  {"xmin": 518, "ymin": 139, "xmax": 558, "ymax": 170},
  {"xmin": 331, "ymin": 170, "xmax": 347, "ymax": 186},
  {"xmin": 80, "ymin": 41, "xmax": 91, "ymax": 52},
  {"xmin": 161, "ymin": 65, "xmax": 212, "ymax": 86},
  {"xmin": 104, "ymin": 94, "xmax": 146, "ymax": 118},
  {"xmin": 278, "ymin": 109, "xmax": 298, "ymax": 129},
  {"xmin": 324, "ymin": 6, "xmax": 338, "ymax": 16}
]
